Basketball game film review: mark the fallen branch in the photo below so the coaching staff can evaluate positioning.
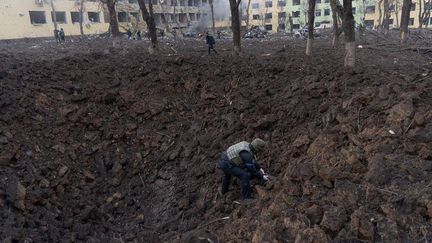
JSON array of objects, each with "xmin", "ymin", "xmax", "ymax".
[{"xmin": 197, "ymin": 217, "xmax": 230, "ymax": 229}]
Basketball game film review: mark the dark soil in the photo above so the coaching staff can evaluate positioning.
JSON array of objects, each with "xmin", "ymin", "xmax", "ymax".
[{"xmin": 1, "ymin": 36, "xmax": 432, "ymax": 242}]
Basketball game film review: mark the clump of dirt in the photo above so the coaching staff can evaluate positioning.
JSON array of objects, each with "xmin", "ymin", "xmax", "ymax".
[{"xmin": 0, "ymin": 38, "xmax": 432, "ymax": 242}]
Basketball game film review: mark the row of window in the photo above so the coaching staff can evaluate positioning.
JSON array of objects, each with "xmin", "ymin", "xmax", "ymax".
[
  {"xmin": 262, "ymin": 17, "xmax": 427, "ymax": 32},
  {"xmin": 364, "ymin": 17, "xmax": 422, "ymax": 27},
  {"xmin": 122, "ymin": 0, "xmax": 207, "ymax": 7},
  {"xmin": 251, "ymin": 8, "xmax": 338, "ymax": 20},
  {"xmin": 252, "ymin": 0, "xmax": 331, "ymax": 9},
  {"xmin": 29, "ymin": 10, "xmax": 203, "ymax": 25},
  {"xmin": 253, "ymin": 1, "xmax": 430, "ymax": 10},
  {"xmin": 29, "ymin": 11, "xmax": 101, "ymax": 24}
]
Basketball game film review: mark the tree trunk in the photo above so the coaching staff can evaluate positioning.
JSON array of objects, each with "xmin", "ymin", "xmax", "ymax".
[
  {"xmin": 229, "ymin": 0, "xmax": 242, "ymax": 54},
  {"xmin": 306, "ymin": 0, "xmax": 316, "ymax": 56},
  {"xmin": 395, "ymin": 1, "xmax": 399, "ymax": 28},
  {"xmin": 400, "ymin": 0, "xmax": 412, "ymax": 43},
  {"xmin": 137, "ymin": 0, "xmax": 158, "ymax": 50},
  {"xmin": 79, "ymin": 0, "xmax": 85, "ymax": 36},
  {"xmin": 343, "ymin": 0, "xmax": 355, "ymax": 67},
  {"xmin": 210, "ymin": 0, "xmax": 216, "ymax": 34},
  {"xmin": 246, "ymin": 0, "xmax": 252, "ymax": 30},
  {"xmin": 382, "ymin": 0, "xmax": 390, "ymax": 30},
  {"xmin": 419, "ymin": 0, "xmax": 423, "ymax": 28},
  {"xmin": 159, "ymin": 0, "xmax": 172, "ymax": 31},
  {"xmin": 50, "ymin": 0, "xmax": 58, "ymax": 31},
  {"xmin": 377, "ymin": 0, "xmax": 383, "ymax": 29},
  {"xmin": 426, "ymin": 0, "xmax": 431, "ymax": 28},
  {"xmin": 105, "ymin": 0, "xmax": 120, "ymax": 37},
  {"xmin": 288, "ymin": 14, "xmax": 293, "ymax": 34},
  {"xmin": 330, "ymin": 0, "xmax": 339, "ymax": 48}
]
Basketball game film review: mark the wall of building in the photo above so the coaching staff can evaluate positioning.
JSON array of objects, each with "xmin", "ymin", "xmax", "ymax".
[
  {"xmin": 0, "ymin": 0, "xmax": 109, "ymax": 39},
  {"xmin": 0, "ymin": 0, "xmax": 218, "ymax": 40},
  {"xmin": 247, "ymin": 0, "xmax": 432, "ymax": 33},
  {"xmin": 363, "ymin": 0, "xmax": 432, "ymax": 29}
]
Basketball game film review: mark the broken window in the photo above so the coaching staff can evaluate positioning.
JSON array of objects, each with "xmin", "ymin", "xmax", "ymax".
[
  {"xmin": 324, "ymin": 9, "xmax": 330, "ymax": 15},
  {"xmin": 265, "ymin": 1, "xmax": 272, "ymax": 7},
  {"xmin": 179, "ymin": 13, "xmax": 187, "ymax": 23},
  {"xmin": 365, "ymin": 6, "xmax": 375, "ymax": 14},
  {"xmin": 425, "ymin": 2, "xmax": 432, "ymax": 10},
  {"xmin": 252, "ymin": 3, "xmax": 259, "ymax": 8},
  {"xmin": 252, "ymin": 14, "xmax": 260, "ymax": 19},
  {"xmin": 352, "ymin": 7, "xmax": 356, "ymax": 14},
  {"xmin": 71, "ymin": 12, "xmax": 80, "ymax": 23},
  {"xmin": 130, "ymin": 12, "xmax": 139, "ymax": 20},
  {"xmin": 189, "ymin": 13, "xmax": 196, "ymax": 21},
  {"xmin": 29, "ymin": 11, "xmax": 47, "ymax": 24},
  {"xmin": 389, "ymin": 4, "xmax": 395, "ymax": 11},
  {"xmin": 292, "ymin": 11, "xmax": 300, "ymax": 17},
  {"xmin": 51, "ymin": 11, "xmax": 66, "ymax": 23},
  {"xmin": 278, "ymin": 12, "xmax": 286, "ymax": 18},
  {"xmin": 88, "ymin": 12, "xmax": 100, "ymax": 22},
  {"xmin": 364, "ymin": 19, "xmax": 374, "ymax": 27},
  {"xmin": 265, "ymin": 24, "xmax": 272, "ymax": 30},
  {"xmin": 292, "ymin": 0, "xmax": 300, "ymax": 5},
  {"xmin": 188, "ymin": 0, "xmax": 193, "ymax": 6},
  {"xmin": 315, "ymin": 9, "xmax": 321, "ymax": 16},
  {"xmin": 278, "ymin": 1, "xmax": 286, "ymax": 7},
  {"xmin": 265, "ymin": 13, "xmax": 272, "ymax": 19},
  {"xmin": 409, "ymin": 18, "xmax": 414, "ymax": 25},
  {"xmin": 292, "ymin": 23, "xmax": 300, "ymax": 29},
  {"xmin": 193, "ymin": 0, "xmax": 200, "ymax": 6},
  {"xmin": 278, "ymin": 23, "xmax": 285, "ymax": 30},
  {"xmin": 117, "ymin": 12, "xmax": 128, "ymax": 22},
  {"xmin": 411, "ymin": 3, "xmax": 416, "ymax": 11}
]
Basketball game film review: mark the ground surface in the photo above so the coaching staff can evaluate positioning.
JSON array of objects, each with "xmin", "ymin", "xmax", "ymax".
[{"xmin": 1, "ymin": 34, "xmax": 432, "ymax": 242}]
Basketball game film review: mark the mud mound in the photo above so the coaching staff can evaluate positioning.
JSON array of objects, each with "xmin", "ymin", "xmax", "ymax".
[{"xmin": 1, "ymin": 39, "xmax": 432, "ymax": 242}]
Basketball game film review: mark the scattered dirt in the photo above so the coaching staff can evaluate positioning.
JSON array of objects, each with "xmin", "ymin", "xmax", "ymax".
[{"xmin": 1, "ymin": 36, "xmax": 432, "ymax": 242}]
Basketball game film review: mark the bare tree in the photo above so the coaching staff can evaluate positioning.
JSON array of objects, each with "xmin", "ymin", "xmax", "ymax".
[
  {"xmin": 330, "ymin": 0, "xmax": 343, "ymax": 48},
  {"xmin": 306, "ymin": 0, "xmax": 316, "ymax": 56},
  {"xmin": 210, "ymin": 0, "xmax": 216, "ymax": 34},
  {"xmin": 50, "ymin": 0, "xmax": 58, "ymax": 31},
  {"xmin": 100, "ymin": 0, "xmax": 120, "ymax": 37},
  {"xmin": 288, "ymin": 13, "xmax": 293, "ymax": 34},
  {"xmin": 229, "ymin": 0, "xmax": 242, "ymax": 54},
  {"xmin": 79, "ymin": 0, "xmax": 85, "ymax": 36},
  {"xmin": 382, "ymin": 0, "xmax": 391, "ymax": 30},
  {"xmin": 394, "ymin": 0, "xmax": 400, "ymax": 28},
  {"xmin": 343, "ymin": 0, "xmax": 355, "ymax": 67},
  {"xmin": 137, "ymin": 0, "xmax": 158, "ymax": 50},
  {"xmin": 245, "ymin": 0, "xmax": 252, "ymax": 30},
  {"xmin": 400, "ymin": 0, "xmax": 412, "ymax": 43},
  {"xmin": 277, "ymin": 2, "xmax": 287, "ymax": 32}
]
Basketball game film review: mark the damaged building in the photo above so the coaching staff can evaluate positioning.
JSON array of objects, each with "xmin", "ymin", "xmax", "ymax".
[
  {"xmin": 0, "ymin": 0, "xmax": 227, "ymax": 39},
  {"xmin": 247, "ymin": 0, "xmax": 432, "ymax": 33}
]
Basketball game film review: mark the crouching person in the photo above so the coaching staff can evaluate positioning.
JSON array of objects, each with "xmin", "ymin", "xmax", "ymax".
[{"xmin": 218, "ymin": 138, "xmax": 267, "ymax": 201}]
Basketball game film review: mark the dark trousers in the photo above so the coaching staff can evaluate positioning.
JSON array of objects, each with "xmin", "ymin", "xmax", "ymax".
[
  {"xmin": 208, "ymin": 44, "xmax": 217, "ymax": 54},
  {"xmin": 219, "ymin": 159, "xmax": 261, "ymax": 199}
]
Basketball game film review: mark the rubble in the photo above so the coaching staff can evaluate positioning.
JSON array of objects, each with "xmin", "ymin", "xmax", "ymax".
[{"xmin": 0, "ymin": 36, "xmax": 431, "ymax": 242}]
